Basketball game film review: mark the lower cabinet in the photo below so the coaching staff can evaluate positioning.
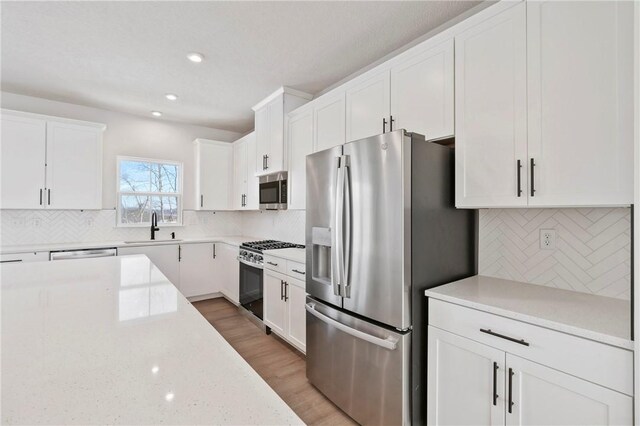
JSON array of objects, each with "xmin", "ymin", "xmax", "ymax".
[
  {"xmin": 428, "ymin": 320, "xmax": 633, "ymax": 426},
  {"xmin": 178, "ymin": 243, "xmax": 218, "ymax": 298},
  {"xmin": 218, "ymin": 243, "xmax": 239, "ymax": 304},
  {"xmin": 118, "ymin": 244, "xmax": 180, "ymax": 288},
  {"xmin": 263, "ymin": 266, "xmax": 306, "ymax": 352}
]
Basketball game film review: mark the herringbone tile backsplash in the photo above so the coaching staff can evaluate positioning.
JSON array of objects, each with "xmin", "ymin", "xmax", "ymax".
[{"xmin": 479, "ymin": 208, "xmax": 631, "ymax": 300}]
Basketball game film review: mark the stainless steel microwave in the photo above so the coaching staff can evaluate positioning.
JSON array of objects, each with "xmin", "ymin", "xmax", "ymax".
[{"xmin": 259, "ymin": 172, "xmax": 287, "ymax": 210}]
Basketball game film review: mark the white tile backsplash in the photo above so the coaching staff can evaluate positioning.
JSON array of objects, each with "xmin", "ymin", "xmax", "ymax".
[
  {"xmin": 240, "ymin": 210, "xmax": 305, "ymax": 245},
  {"xmin": 479, "ymin": 208, "xmax": 631, "ymax": 300}
]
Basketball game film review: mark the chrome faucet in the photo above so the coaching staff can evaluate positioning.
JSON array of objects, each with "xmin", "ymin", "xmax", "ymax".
[{"xmin": 150, "ymin": 212, "xmax": 160, "ymax": 240}]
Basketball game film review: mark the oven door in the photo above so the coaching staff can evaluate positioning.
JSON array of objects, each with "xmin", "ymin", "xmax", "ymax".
[{"xmin": 239, "ymin": 260, "xmax": 264, "ymax": 319}]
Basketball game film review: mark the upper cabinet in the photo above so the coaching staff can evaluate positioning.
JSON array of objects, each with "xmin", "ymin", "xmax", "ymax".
[
  {"xmin": 194, "ymin": 139, "xmax": 233, "ymax": 211},
  {"xmin": 314, "ymin": 91, "xmax": 346, "ymax": 152},
  {"xmin": 0, "ymin": 110, "xmax": 105, "ymax": 210},
  {"xmin": 526, "ymin": 0, "xmax": 634, "ymax": 207},
  {"xmin": 286, "ymin": 106, "xmax": 314, "ymax": 210},
  {"xmin": 454, "ymin": 3, "xmax": 528, "ymax": 208},
  {"xmin": 232, "ymin": 132, "xmax": 258, "ymax": 210},
  {"xmin": 346, "ymin": 71, "xmax": 391, "ymax": 142},
  {"xmin": 253, "ymin": 87, "xmax": 312, "ymax": 176},
  {"xmin": 455, "ymin": 1, "xmax": 634, "ymax": 208},
  {"xmin": 390, "ymin": 39, "xmax": 454, "ymax": 141}
]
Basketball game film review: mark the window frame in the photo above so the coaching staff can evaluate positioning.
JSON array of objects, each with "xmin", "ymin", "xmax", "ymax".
[{"xmin": 116, "ymin": 155, "xmax": 184, "ymax": 227}]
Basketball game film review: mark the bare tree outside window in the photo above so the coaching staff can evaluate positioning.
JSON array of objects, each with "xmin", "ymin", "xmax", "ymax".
[{"xmin": 118, "ymin": 158, "xmax": 182, "ymax": 226}]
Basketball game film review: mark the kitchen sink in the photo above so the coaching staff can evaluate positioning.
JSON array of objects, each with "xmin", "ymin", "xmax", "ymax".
[{"xmin": 123, "ymin": 239, "xmax": 182, "ymax": 244}]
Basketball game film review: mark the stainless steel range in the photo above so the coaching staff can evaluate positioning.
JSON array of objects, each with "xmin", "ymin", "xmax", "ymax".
[{"xmin": 238, "ymin": 240, "xmax": 304, "ymax": 320}]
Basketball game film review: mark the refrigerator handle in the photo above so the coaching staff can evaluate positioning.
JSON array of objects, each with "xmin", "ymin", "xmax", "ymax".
[
  {"xmin": 332, "ymin": 156, "xmax": 345, "ymax": 296},
  {"xmin": 305, "ymin": 302, "xmax": 398, "ymax": 350},
  {"xmin": 342, "ymin": 156, "xmax": 352, "ymax": 298}
]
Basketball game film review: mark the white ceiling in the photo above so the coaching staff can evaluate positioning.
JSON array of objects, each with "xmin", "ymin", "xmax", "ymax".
[{"xmin": 1, "ymin": 1, "xmax": 480, "ymax": 133}]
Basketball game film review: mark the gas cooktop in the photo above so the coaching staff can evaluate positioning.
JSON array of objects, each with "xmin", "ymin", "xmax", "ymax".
[{"xmin": 241, "ymin": 240, "xmax": 305, "ymax": 252}]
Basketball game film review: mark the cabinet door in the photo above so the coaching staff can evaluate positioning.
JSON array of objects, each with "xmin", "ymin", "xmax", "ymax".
[
  {"xmin": 46, "ymin": 121, "xmax": 103, "ymax": 210},
  {"xmin": 390, "ymin": 39, "xmax": 454, "ymax": 140},
  {"xmin": 428, "ymin": 326, "xmax": 505, "ymax": 426},
  {"xmin": 232, "ymin": 139, "xmax": 247, "ymax": 210},
  {"xmin": 195, "ymin": 141, "xmax": 232, "ymax": 210},
  {"xmin": 263, "ymin": 269, "xmax": 287, "ymax": 336},
  {"xmin": 0, "ymin": 114, "xmax": 46, "ymax": 209},
  {"xmin": 244, "ymin": 132, "xmax": 259, "ymax": 210},
  {"xmin": 118, "ymin": 244, "xmax": 180, "ymax": 288},
  {"xmin": 218, "ymin": 243, "xmax": 239, "ymax": 303},
  {"xmin": 255, "ymin": 106, "xmax": 270, "ymax": 174},
  {"xmin": 526, "ymin": 1, "xmax": 633, "ymax": 206},
  {"xmin": 0, "ymin": 252, "xmax": 49, "ymax": 263},
  {"xmin": 345, "ymin": 70, "xmax": 391, "ymax": 142},
  {"xmin": 178, "ymin": 243, "xmax": 216, "ymax": 298},
  {"xmin": 454, "ymin": 3, "xmax": 528, "ymax": 208},
  {"xmin": 286, "ymin": 277, "xmax": 306, "ymax": 352},
  {"xmin": 506, "ymin": 354, "xmax": 632, "ymax": 426},
  {"xmin": 314, "ymin": 92, "xmax": 346, "ymax": 152},
  {"xmin": 266, "ymin": 97, "xmax": 284, "ymax": 173},
  {"xmin": 287, "ymin": 109, "xmax": 313, "ymax": 210}
]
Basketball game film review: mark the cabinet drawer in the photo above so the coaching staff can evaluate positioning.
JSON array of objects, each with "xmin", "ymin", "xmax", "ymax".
[
  {"xmin": 263, "ymin": 255, "xmax": 286, "ymax": 274},
  {"xmin": 1, "ymin": 252, "xmax": 49, "ymax": 263},
  {"xmin": 287, "ymin": 261, "xmax": 306, "ymax": 280},
  {"xmin": 428, "ymin": 298, "xmax": 633, "ymax": 396}
]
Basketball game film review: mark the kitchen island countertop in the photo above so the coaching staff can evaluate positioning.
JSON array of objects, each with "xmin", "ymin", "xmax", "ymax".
[{"xmin": 1, "ymin": 255, "xmax": 303, "ymax": 425}]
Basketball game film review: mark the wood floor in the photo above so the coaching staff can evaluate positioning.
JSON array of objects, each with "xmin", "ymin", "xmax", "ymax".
[{"xmin": 192, "ymin": 297, "xmax": 358, "ymax": 426}]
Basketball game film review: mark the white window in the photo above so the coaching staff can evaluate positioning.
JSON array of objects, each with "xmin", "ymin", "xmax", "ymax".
[{"xmin": 117, "ymin": 156, "xmax": 183, "ymax": 226}]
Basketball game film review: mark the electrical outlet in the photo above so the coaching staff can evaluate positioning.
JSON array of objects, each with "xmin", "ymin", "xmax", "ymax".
[{"xmin": 540, "ymin": 229, "xmax": 556, "ymax": 250}]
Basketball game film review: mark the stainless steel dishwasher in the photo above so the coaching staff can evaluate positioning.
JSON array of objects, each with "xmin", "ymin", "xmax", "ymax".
[{"xmin": 49, "ymin": 248, "xmax": 117, "ymax": 261}]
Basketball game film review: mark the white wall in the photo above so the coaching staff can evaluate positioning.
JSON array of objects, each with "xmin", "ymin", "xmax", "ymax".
[{"xmin": 1, "ymin": 92, "xmax": 241, "ymax": 210}]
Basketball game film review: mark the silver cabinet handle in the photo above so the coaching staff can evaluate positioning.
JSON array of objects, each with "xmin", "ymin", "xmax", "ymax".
[
  {"xmin": 267, "ymin": 261, "xmax": 278, "ymax": 266},
  {"xmin": 305, "ymin": 303, "xmax": 398, "ymax": 350},
  {"xmin": 291, "ymin": 269, "xmax": 305, "ymax": 275},
  {"xmin": 39, "ymin": 189, "xmax": 43, "ymax": 205},
  {"xmin": 47, "ymin": 189, "xmax": 51, "ymax": 205}
]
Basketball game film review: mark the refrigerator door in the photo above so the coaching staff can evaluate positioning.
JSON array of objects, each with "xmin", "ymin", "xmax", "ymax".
[
  {"xmin": 342, "ymin": 130, "xmax": 411, "ymax": 329},
  {"xmin": 306, "ymin": 297, "xmax": 410, "ymax": 425},
  {"xmin": 306, "ymin": 145, "xmax": 344, "ymax": 307}
]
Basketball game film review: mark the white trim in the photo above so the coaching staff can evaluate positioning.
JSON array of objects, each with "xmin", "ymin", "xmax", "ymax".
[
  {"xmin": 634, "ymin": 1, "xmax": 639, "ymax": 424},
  {"xmin": 116, "ymin": 156, "xmax": 184, "ymax": 227},
  {"xmin": 1, "ymin": 108, "xmax": 107, "ymax": 131},
  {"xmin": 192, "ymin": 138, "xmax": 231, "ymax": 147},
  {"xmin": 251, "ymin": 86, "xmax": 313, "ymax": 111}
]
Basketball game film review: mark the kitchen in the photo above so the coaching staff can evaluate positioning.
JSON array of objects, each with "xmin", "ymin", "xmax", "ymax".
[{"xmin": 1, "ymin": 1, "xmax": 639, "ymax": 425}]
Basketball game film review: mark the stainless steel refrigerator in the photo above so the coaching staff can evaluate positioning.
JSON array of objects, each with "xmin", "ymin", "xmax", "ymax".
[{"xmin": 305, "ymin": 130, "xmax": 476, "ymax": 425}]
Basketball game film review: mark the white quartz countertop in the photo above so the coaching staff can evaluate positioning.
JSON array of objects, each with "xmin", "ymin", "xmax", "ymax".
[
  {"xmin": 1, "ymin": 255, "xmax": 303, "ymax": 425},
  {"xmin": 264, "ymin": 247, "xmax": 306, "ymax": 263},
  {"xmin": 0, "ymin": 235, "xmax": 259, "ymax": 255},
  {"xmin": 425, "ymin": 275, "xmax": 632, "ymax": 350}
]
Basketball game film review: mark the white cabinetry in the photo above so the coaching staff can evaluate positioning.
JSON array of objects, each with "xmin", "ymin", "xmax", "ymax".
[
  {"xmin": 178, "ymin": 243, "xmax": 217, "ymax": 298},
  {"xmin": 526, "ymin": 0, "xmax": 634, "ymax": 207},
  {"xmin": 0, "ymin": 252, "xmax": 49, "ymax": 263},
  {"xmin": 218, "ymin": 243, "xmax": 239, "ymax": 304},
  {"xmin": 1, "ymin": 110, "xmax": 105, "ymax": 210},
  {"xmin": 346, "ymin": 71, "xmax": 391, "ymax": 142},
  {"xmin": 313, "ymin": 92, "xmax": 346, "ymax": 152},
  {"xmin": 390, "ymin": 39, "xmax": 454, "ymax": 141},
  {"xmin": 286, "ymin": 107, "xmax": 313, "ymax": 210},
  {"xmin": 232, "ymin": 132, "xmax": 258, "ymax": 210},
  {"xmin": 454, "ymin": 1, "xmax": 634, "ymax": 208},
  {"xmin": 253, "ymin": 87, "xmax": 312, "ymax": 176},
  {"xmin": 194, "ymin": 139, "xmax": 233, "ymax": 211},
  {"xmin": 454, "ymin": 3, "xmax": 528, "ymax": 208},
  {"xmin": 263, "ymin": 254, "xmax": 306, "ymax": 352},
  {"xmin": 427, "ymin": 299, "xmax": 633, "ymax": 426},
  {"xmin": 118, "ymin": 244, "xmax": 180, "ymax": 288}
]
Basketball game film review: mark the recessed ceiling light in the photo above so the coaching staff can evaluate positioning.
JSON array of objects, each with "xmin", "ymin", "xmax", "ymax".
[
  {"xmin": 165, "ymin": 93, "xmax": 178, "ymax": 101},
  {"xmin": 151, "ymin": 111, "xmax": 162, "ymax": 117},
  {"xmin": 187, "ymin": 52, "xmax": 204, "ymax": 63}
]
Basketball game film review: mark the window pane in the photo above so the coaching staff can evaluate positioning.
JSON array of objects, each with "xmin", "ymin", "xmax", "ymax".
[
  {"xmin": 150, "ymin": 163, "xmax": 178, "ymax": 193},
  {"xmin": 120, "ymin": 195, "xmax": 150, "ymax": 224},
  {"xmin": 151, "ymin": 196, "xmax": 179, "ymax": 224},
  {"xmin": 120, "ymin": 161, "xmax": 151, "ymax": 192}
]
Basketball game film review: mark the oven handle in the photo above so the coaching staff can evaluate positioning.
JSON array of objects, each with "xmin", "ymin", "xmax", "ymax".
[
  {"xmin": 237, "ymin": 256, "xmax": 263, "ymax": 270},
  {"xmin": 305, "ymin": 302, "xmax": 398, "ymax": 350}
]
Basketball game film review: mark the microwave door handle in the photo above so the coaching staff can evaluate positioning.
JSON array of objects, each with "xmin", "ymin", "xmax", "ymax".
[
  {"xmin": 342, "ymin": 156, "xmax": 352, "ymax": 298},
  {"xmin": 331, "ymin": 156, "xmax": 344, "ymax": 297}
]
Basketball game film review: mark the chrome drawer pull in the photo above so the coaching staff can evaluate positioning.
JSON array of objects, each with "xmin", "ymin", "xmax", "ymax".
[
  {"xmin": 291, "ymin": 269, "xmax": 305, "ymax": 275},
  {"xmin": 480, "ymin": 328, "xmax": 529, "ymax": 346},
  {"xmin": 267, "ymin": 261, "xmax": 278, "ymax": 266}
]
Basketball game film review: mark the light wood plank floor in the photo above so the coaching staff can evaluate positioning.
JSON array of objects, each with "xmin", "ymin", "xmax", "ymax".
[{"xmin": 192, "ymin": 297, "xmax": 357, "ymax": 426}]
